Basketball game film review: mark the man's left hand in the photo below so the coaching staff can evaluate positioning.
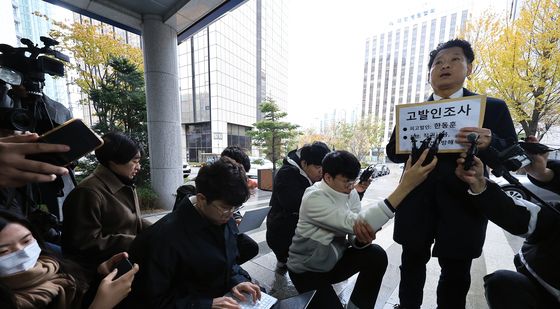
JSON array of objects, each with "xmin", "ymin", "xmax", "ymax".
[
  {"xmin": 457, "ymin": 127, "xmax": 492, "ymax": 150},
  {"xmin": 353, "ymin": 220, "xmax": 375, "ymax": 244}
]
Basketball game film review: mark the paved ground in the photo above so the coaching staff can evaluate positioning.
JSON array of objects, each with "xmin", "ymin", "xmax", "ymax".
[{"xmin": 144, "ymin": 163, "xmax": 524, "ymax": 308}]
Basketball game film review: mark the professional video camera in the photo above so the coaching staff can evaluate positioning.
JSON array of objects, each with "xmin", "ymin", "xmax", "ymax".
[
  {"xmin": 0, "ymin": 36, "xmax": 69, "ymax": 133},
  {"xmin": 488, "ymin": 144, "xmax": 532, "ymax": 178},
  {"xmin": 487, "ymin": 143, "xmax": 560, "ymax": 216},
  {"xmin": 0, "ymin": 37, "xmax": 72, "ymax": 243}
]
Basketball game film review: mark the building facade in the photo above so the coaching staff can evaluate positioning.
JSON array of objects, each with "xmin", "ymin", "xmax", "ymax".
[
  {"xmin": 178, "ymin": 0, "xmax": 288, "ymax": 162},
  {"xmin": 360, "ymin": 2, "xmax": 473, "ymax": 150}
]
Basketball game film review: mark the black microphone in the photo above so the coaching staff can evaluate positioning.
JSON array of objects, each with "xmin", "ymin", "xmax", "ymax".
[
  {"xmin": 463, "ymin": 133, "xmax": 479, "ymax": 170},
  {"xmin": 467, "ymin": 133, "xmax": 479, "ymax": 143}
]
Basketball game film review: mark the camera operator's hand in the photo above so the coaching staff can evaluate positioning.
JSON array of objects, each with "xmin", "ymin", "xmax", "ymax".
[
  {"xmin": 524, "ymin": 135, "xmax": 554, "ymax": 183},
  {"xmin": 455, "ymin": 153, "xmax": 486, "ymax": 193},
  {"xmin": 457, "ymin": 127, "xmax": 492, "ymax": 150},
  {"xmin": 0, "ymin": 133, "xmax": 69, "ymax": 188}
]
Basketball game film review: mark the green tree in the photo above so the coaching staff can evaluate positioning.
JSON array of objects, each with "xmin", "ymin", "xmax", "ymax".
[
  {"xmin": 91, "ymin": 56, "xmax": 150, "ymax": 185},
  {"xmin": 38, "ymin": 15, "xmax": 151, "ymax": 186},
  {"xmin": 322, "ymin": 116, "xmax": 384, "ymax": 162},
  {"xmin": 461, "ymin": 0, "xmax": 560, "ymax": 139},
  {"xmin": 248, "ymin": 99, "xmax": 301, "ymax": 174}
]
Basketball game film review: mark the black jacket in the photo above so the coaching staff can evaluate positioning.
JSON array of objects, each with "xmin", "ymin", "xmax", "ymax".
[
  {"xmin": 471, "ymin": 161, "xmax": 560, "ymax": 297},
  {"xmin": 126, "ymin": 189, "xmax": 251, "ymax": 308},
  {"xmin": 266, "ymin": 150, "xmax": 312, "ymax": 257},
  {"xmin": 386, "ymin": 89, "xmax": 517, "ymax": 258}
]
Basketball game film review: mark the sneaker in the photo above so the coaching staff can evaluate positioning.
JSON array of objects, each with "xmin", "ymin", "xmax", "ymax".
[{"xmin": 393, "ymin": 305, "xmax": 406, "ymax": 309}]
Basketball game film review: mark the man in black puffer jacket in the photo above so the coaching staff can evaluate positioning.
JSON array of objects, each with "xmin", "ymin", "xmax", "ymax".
[{"xmin": 455, "ymin": 138, "xmax": 560, "ymax": 309}]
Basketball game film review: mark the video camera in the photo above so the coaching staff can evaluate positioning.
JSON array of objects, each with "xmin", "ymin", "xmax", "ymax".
[
  {"xmin": 0, "ymin": 36, "xmax": 69, "ymax": 132},
  {"xmin": 489, "ymin": 144, "xmax": 532, "ymax": 177}
]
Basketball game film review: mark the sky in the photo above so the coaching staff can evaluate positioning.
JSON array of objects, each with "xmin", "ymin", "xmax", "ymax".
[
  {"xmin": 284, "ymin": 0, "xmax": 508, "ymax": 129},
  {"xmin": 286, "ymin": 0, "xmax": 419, "ymax": 129}
]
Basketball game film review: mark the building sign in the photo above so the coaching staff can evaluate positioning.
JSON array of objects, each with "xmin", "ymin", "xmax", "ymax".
[{"xmin": 395, "ymin": 95, "xmax": 486, "ymax": 154}]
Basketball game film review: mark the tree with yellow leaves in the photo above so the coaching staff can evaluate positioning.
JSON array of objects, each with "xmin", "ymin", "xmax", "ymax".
[{"xmin": 461, "ymin": 0, "xmax": 560, "ymax": 139}]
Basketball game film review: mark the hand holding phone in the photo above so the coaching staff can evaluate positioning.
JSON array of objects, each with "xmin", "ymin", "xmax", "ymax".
[
  {"xmin": 114, "ymin": 258, "xmax": 134, "ymax": 279},
  {"xmin": 0, "ymin": 133, "xmax": 69, "ymax": 188},
  {"xmin": 359, "ymin": 165, "xmax": 375, "ymax": 183},
  {"xmin": 27, "ymin": 118, "xmax": 104, "ymax": 166}
]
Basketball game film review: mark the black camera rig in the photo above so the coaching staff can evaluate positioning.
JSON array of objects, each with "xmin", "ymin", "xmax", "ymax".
[
  {"xmin": 0, "ymin": 36, "xmax": 69, "ymax": 133},
  {"xmin": 488, "ymin": 143, "xmax": 560, "ymax": 216}
]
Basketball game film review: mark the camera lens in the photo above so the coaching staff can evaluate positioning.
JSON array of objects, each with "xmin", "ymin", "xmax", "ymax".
[{"xmin": 10, "ymin": 109, "xmax": 33, "ymax": 131}]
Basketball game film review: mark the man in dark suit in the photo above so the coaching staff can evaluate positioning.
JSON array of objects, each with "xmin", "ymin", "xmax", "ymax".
[{"xmin": 386, "ymin": 39, "xmax": 517, "ymax": 309}]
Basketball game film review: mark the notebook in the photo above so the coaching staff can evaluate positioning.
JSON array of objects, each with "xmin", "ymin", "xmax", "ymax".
[
  {"xmin": 224, "ymin": 290, "xmax": 316, "ymax": 309},
  {"xmin": 224, "ymin": 291, "xmax": 277, "ymax": 309},
  {"xmin": 238, "ymin": 206, "xmax": 271, "ymax": 234}
]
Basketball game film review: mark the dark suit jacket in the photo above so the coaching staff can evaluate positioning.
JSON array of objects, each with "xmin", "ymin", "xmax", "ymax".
[{"xmin": 385, "ymin": 88, "xmax": 517, "ymax": 258}]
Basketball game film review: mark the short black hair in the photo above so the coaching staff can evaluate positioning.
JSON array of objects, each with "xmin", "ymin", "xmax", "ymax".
[
  {"xmin": 195, "ymin": 157, "xmax": 250, "ymax": 207},
  {"xmin": 300, "ymin": 141, "xmax": 330, "ymax": 166},
  {"xmin": 221, "ymin": 146, "xmax": 251, "ymax": 172},
  {"xmin": 95, "ymin": 132, "xmax": 142, "ymax": 166},
  {"xmin": 428, "ymin": 38, "xmax": 475, "ymax": 68},
  {"xmin": 322, "ymin": 150, "xmax": 361, "ymax": 180}
]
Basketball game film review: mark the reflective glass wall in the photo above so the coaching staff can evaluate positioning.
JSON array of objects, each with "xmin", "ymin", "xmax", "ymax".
[{"xmin": 179, "ymin": 0, "xmax": 288, "ymax": 162}]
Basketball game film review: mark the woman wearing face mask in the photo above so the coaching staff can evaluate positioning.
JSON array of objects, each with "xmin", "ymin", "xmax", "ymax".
[
  {"xmin": 0, "ymin": 210, "xmax": 138, "ymax": 309},
  {"xmin": 61, "ymin": 132, "xmax": 151, "ymax": 279}
]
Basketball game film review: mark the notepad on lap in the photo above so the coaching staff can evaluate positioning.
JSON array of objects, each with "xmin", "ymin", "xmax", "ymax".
[{"xmin": 224, "ymin": 291, "xmax": 277, "ymax": 309}]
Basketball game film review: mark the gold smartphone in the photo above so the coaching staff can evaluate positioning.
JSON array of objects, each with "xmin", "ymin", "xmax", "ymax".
[{"xmin": 28, "ymin": 118, "xmax": 104, "ymax": 166}]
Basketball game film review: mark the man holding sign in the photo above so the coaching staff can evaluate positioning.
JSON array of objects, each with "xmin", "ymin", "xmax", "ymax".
[{"xmin": 386, "ymin": 39, "xmax": 517, "ymax": 309}]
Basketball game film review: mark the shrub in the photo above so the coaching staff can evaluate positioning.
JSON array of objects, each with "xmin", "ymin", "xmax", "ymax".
[{"xmin": 136, "ymin": 185, "xmax": 159, "ymax": 210}]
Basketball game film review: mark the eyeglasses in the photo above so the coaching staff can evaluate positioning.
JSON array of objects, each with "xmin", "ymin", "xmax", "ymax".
[
  {"xmin": 337, "ymin": 177, "xmax": 357, "ymax": 188},
  {"xmin": 211, "ymin": 203, "xmax": 244, "ymax": 218}
]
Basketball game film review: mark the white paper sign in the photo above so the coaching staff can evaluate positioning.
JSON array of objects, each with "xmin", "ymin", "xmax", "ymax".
[{"xmin": 395, "ymin": 96, "xmax": 486, "ymax": 154}]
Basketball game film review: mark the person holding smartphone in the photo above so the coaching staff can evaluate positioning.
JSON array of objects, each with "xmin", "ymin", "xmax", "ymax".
[
  {"xmin": 0, "ymin": 133, "xmax": 70, "ymax": 189},
  {"xmin": 454, "ymin": 140, "xmax": 560, "ymax": 309},
  {"xmin": 0, "ymin": 210, "xmax": 139, "ymax": 309},
  {"xmin": 62, "ymin": 132, "xmax": 151, "ymax": 280}
]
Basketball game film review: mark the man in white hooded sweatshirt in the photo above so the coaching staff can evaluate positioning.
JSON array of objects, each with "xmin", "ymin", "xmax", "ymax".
[{"xmin": 288, "ymin": 149, "xmax": 437, "ymax": 309}]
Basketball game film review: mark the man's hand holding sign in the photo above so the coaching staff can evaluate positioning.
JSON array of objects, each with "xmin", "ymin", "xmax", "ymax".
[{"xmin": 395, "ymin": 95, "xmax": 487, "ymax": 154}]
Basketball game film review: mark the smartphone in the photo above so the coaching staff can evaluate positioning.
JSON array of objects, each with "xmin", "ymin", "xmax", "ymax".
[
  {"xmin": 27, "ymin": 118, "xmax": 104, "ymax": 166},
  {"xmin": 114, "ymin": 258, "xmax": 133, "ymax": 279},
  {"xmin": 359, "ymin": 165, "xmax": 375, "ymax": 183}
]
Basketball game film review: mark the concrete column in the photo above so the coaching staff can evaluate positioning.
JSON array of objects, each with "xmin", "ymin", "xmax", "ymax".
[{"xmin": 142, "ymin": 15, "xmax": 183, "ymax": 209}]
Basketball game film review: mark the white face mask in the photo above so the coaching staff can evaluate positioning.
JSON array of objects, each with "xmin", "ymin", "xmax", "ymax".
[{"xmin": 0, "ymin": 240, "xmax": 41, "ymax": 277}]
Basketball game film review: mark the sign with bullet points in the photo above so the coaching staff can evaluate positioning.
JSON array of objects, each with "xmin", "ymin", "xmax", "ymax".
[{"xmin": 395, "ymin": 95, "xmax": 486, "ymax": 154}]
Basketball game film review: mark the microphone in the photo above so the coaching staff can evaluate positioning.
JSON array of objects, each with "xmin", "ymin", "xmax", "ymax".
[
  {"xmin": 467, "ymin": 133, "xmax": 479, "ymax": 143},
  {"xmin": 463, "ymin": 133, "xmax": 479, "ymax": 170}
]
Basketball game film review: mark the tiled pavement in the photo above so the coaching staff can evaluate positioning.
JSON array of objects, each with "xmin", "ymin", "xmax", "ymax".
[{"xmin": 144, "ymin": 164, "xmax": 524, "ymax": 308}]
